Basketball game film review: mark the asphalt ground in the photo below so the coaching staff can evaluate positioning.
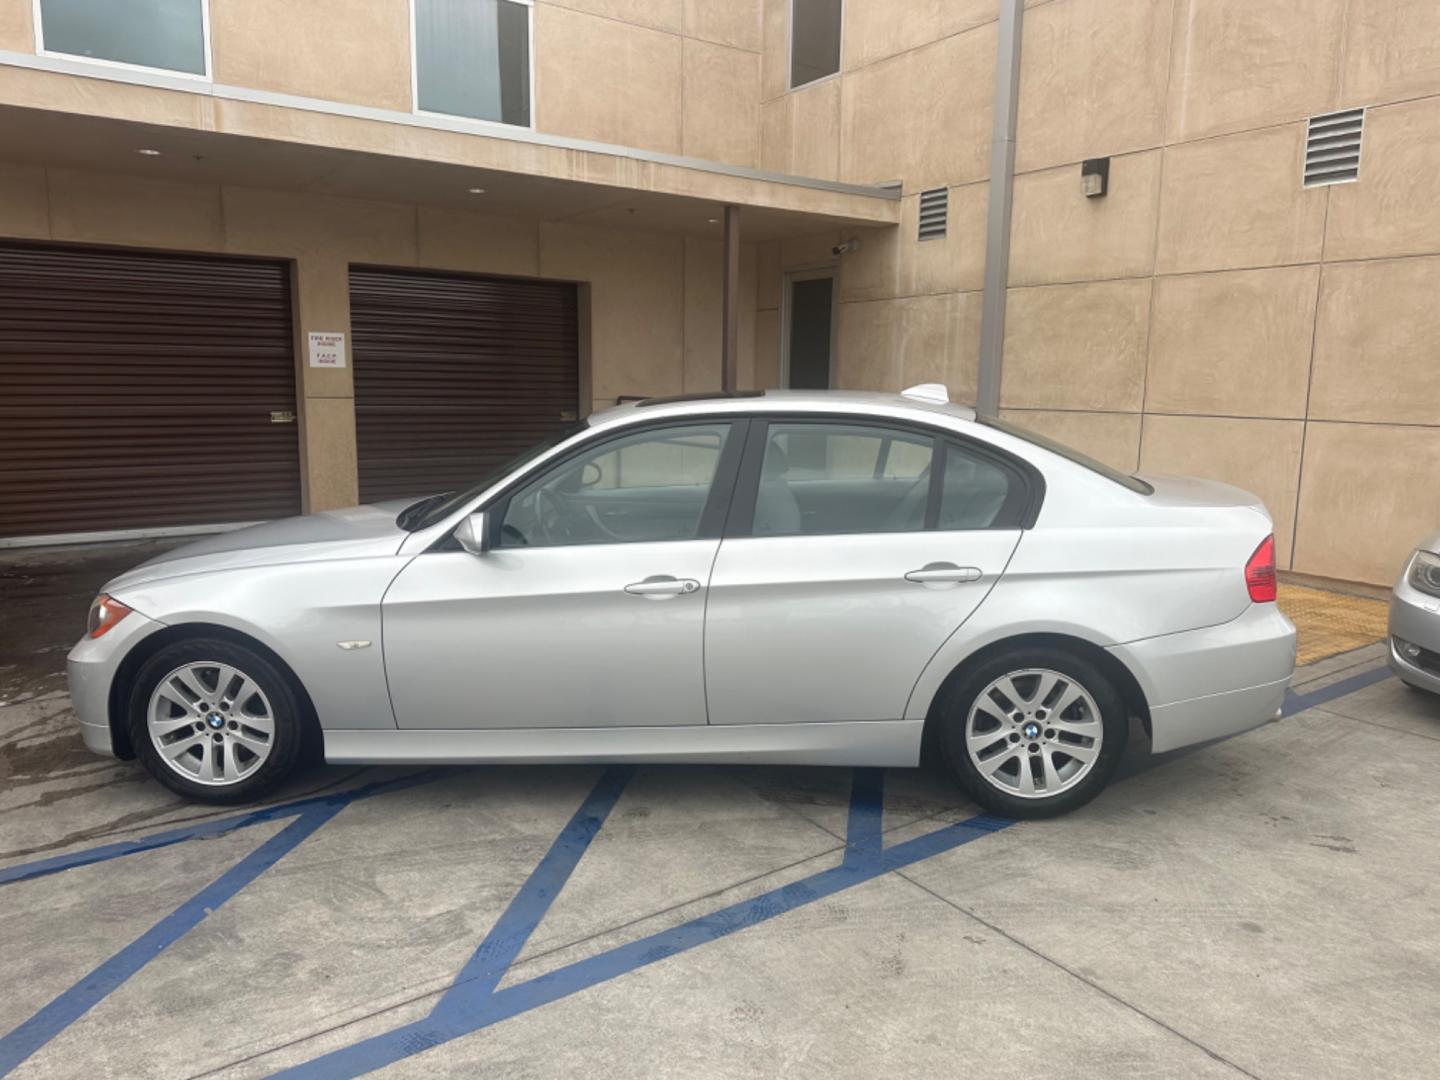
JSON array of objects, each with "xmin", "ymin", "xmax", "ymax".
[{"xmin": 2, "ymin": 542, "xmax": 1437, "ymax": 1079}]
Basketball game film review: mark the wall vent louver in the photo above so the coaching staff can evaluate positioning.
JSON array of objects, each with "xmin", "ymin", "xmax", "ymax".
[
  {"xmin": 917, "ymin": 187, "xmax": 948, "ymax": 240},
  {"xmin": 1304, "ymin": 108, "xmax": 1365, "ymax": 187}
]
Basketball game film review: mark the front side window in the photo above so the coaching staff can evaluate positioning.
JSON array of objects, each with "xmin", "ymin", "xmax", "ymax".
[
  {"xmin": 500, "ymin": 423, "xmax": 731, "ymax": 547},
  {"xmin": 790, "ymin": 0, "xmax": 841, "ymax": 89},
  {"xmin": 753, "ymin": 423, "xmax": 933, "ymax": 537},
  {"xmin": 415, "ymin": 0, "xmax": 531, "ymax": 127},
  {"xmin": 38, "ymin": 0, "xmax": 208, "ymax": 76}
]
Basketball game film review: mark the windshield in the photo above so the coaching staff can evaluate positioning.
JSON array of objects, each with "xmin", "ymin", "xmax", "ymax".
[
  {"xmin": 979, "ymin": 416, "xmax": 1153, "ymax": 495},
  {"xmin": 398, "ymin": 421, "xmax": 589, "ymax": 531}
]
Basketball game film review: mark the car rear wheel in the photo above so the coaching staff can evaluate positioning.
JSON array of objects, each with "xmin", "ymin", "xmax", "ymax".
[
  {"xmin": 938, "ymin": 647, "xmax": 1128, "ymax": 819},
  {"xmin": 129, "ymin": 638, "xmax": 306, "ymax": 804}
]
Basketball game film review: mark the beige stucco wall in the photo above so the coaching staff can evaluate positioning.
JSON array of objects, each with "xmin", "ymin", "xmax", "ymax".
[
  {"xmin": 754, "ymin": 0, "xmax": 1440, "ymax": 585},
  {"xmin": 994, "ymin": 0, "xmax": 1440, "ymax": 585},
  {"xmin": 1, "ymin": 0, "xmax": 764, "ymax": 168},
  {"xmin": 0, "ymin": 164, "xmax": 753, "ymax": 512}
]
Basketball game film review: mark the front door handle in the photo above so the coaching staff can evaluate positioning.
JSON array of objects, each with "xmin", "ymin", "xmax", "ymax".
[
  {"xmin": 904, "ymin": 563, "xmax": 982, "ymax": 584},
  {"xmin": 624, "ymin": 575, "xmax": 701, "ymax": 598}
]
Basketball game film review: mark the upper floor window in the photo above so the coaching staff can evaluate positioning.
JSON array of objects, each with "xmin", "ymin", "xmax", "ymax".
[
  {"xmin": 790, "ymin": 0, "xmax": 841, "ymax": 89},
  {"xmin": 37, "ymin": 0, "xmax": 209, "ymax": 78},
  {"xmin": 414, "ymin": 0, "xmax": 531, "ymax": 127}
]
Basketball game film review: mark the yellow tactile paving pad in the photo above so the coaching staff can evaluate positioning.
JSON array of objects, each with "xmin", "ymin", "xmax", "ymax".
[{"xmin": 1278, "ymin": 582, "xmax": 1389, "ymax": 665}]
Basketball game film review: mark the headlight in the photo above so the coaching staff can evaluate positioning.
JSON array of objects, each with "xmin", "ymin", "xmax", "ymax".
[
  {"xmin": 87, "ymin": 594, "xmax": 133, "ymax": 639},
  {"xmin": 1409, "ymin": 551, "xmax": 1440, "ymax": 598}
]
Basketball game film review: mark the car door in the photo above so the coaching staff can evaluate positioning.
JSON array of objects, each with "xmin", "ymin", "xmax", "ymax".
[
  {"xmin": 704, "ymin": 418, "xmax": 1031, "ymax": 726},
  {"xmin": 382, "ymin": 418, "xmax": 745, "ymax": 729}
]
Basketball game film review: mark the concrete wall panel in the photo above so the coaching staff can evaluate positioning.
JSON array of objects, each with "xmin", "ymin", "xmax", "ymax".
[
  {"xmin": 1016, "ymin": 0, "xmax": 1171, "ymax": 172},
  {"xmin": 1009, "ymin": 150, "xmax": 1162, "ymax": 286},
  {"xmin": 1145, "ymin": 266, "xmax": 1319, "ymax": 419},
  {"xmin": 1165, "ymin": 0, "xmax": 1344, "ymax": 142},
  {"xmin": 682, "ymin": 38, "xmax": 760, "ymax": 167},
  {"xmin": 1310, "ymin": 256, "xmax": 1440, "ymax": 427},
  {"xmin": 1001, "ymin": 279, "xmax": 1151, "ymax": 413},
  {"xmin": 1325, "ymin": 98, "xmax": 1440, "ymax": 264},
  {"xmin": 534, "ymin": 4, "xmax": 683, "ymax": 154},
  {"xmin": 211, "ymin": 0, "xmax": 413, "ymax": 112},
  {"xmin": 1294, "ymin": 422, "xmax": 1440, "ymax": 585},
  {"xmin": 1156, "ymin": 125, "xmax": 1326, "ymax": 275}
]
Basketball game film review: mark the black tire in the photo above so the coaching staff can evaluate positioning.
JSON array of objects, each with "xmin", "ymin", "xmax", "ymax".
[
  {"xmin": 937, "ymin": 647, "xmax": 1128, "ymax": 819},
  {"xmin": 129, "ymin": 638, "xmax": 307, "ymax": 805}
]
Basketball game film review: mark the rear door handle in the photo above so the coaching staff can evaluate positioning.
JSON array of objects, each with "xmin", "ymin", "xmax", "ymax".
[
  {"xmin": 904, "ymin": 563, "xmax": 982, "ymax": 584},
  {"xmin": 624, "ymin": 575, "xmax": 701, "ymax": 598}
]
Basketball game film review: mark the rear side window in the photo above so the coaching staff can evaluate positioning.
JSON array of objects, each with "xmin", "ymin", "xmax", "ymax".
[
  {"xmin": 980, "ymin": 416, "xmax": 1153, "ymax": 495},
  {"xmin": 739, "ymin": 420, "xmax": 1032, "ymax": 537},
  {"xmin": 753, "ymin": 423, "xmax": 933, "ymax": 537},
  {"xmin": 938, "ymin": 445, "xmax": 1013, "ymax": 530}
]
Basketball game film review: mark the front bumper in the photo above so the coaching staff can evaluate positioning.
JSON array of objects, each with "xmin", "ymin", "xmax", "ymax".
[
  {"xmin": 1110, "ymin": 603, "xmax": 1297, "ymax": 754},
  {"xmin": 66, "ymin": 610, "xmax": 166, "ymax": 759},
  {"xmin": 1388, "ymin": 581, "xmax": 1440, "ymax": 695}
]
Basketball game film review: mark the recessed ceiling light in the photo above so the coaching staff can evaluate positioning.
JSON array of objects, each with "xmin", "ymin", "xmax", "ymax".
[
  {"xmin": 467, "ymin": 187, "xmax": 486, "ymax": 194},
  {"xmin": 706, "ymin": 217, "xmax": 719, "ymax": 224},
  {"xmin": 136, "ymin": 148, "xmax": 162, "ymax": 156}
]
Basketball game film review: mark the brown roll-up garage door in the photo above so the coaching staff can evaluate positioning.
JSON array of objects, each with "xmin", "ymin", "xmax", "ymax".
[
  {"xmin": 350, "ymin": 266, "xmax": 579, "ymax": 504},
  {"xmin": 0, "ymin": 243, "xmax": 301, "ymax": 540}
]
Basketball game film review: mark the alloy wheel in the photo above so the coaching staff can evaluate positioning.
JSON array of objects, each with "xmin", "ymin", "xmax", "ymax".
[
  {"xmin": 146, "ymin": 661, "xmax": 275, "ymax": 786},
  {"xmin": 964, "ymin": 668, "xmax": 1103, "ymax": 799}
]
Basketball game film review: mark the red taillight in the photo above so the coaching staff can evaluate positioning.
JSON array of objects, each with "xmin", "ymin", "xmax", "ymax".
[{"xmin": 1245, "ymin": 535, "xmax": 1277, "ymax": 603}]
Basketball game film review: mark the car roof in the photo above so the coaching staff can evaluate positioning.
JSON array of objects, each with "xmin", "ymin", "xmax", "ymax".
[{"xmin": 590, "ymin": 388, "xmax": 979, "ymax": 428}]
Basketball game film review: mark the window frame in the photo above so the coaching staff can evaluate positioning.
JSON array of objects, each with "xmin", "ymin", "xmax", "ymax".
[
  {"xmin": 788, "ymin": 0, "xmax": 843, "ymax": 92},
  {"xmin": 409, "ymin": 0, "xmax": 537, "ymax": 132},
  {"xmin": 470, "ymin": 417, "xmax": 750, "ymax": 551},
  {"xmin": 722, "ymin": 415, "xmax": 1044, "ymax": 540},
  {"xmin": 33, "ymin": 0, "xmax": 213, "ymax": 82}
]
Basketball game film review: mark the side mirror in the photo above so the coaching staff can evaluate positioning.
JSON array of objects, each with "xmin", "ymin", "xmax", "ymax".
[{"xmin": 454, "ymin": 511, "xmax": 490, "ymax": 555}]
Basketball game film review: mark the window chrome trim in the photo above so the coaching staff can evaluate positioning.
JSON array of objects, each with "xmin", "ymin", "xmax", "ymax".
[
  {"xmin": 32, "ymin": 0, "xmax": 213, "ymax": 82},
  {"xmin": 0, "ymin": 48, "xmax": 900, "ymax": 200},
  {"xmin": 408, "ymin": 0, "xmax": 536, "ymax": 132}
]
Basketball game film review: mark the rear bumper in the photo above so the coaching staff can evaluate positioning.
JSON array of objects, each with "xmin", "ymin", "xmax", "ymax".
[
  {"xmin": 1110, "ymin": 604, "xmax": 1297, "ymax": 754},
  {"xmin": 1388, "ymin": 584, "xmax": 1440, "ymax": 694}
]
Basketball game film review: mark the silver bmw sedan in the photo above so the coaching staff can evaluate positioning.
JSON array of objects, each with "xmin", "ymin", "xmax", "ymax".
[{"xmin": 67, "ymin": 386, "xmax": 1297, "ymax": 818}]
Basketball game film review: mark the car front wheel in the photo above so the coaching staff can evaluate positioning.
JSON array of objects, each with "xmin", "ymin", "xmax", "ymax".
[
  {"xmin": 939, "ymin": 648, "xmax": 1128, "ymax": 819},
  {"xmin": 129, "ymin": 638, "xmax": 306, "ymax": 804}
]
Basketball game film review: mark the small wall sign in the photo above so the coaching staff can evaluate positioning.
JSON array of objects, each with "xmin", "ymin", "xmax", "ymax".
[{"xmin": 307, "ymin": 331, "xmax": 346, "ymax": 368}]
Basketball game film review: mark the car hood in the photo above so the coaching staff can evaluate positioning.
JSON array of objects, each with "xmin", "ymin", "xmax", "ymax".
[{"xmin": 104, "ymin": 499, "xmax": 418, "ymax": 593}]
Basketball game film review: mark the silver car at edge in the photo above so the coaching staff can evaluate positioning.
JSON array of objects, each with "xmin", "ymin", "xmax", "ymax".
[
  {"xmin": 67, "ymin": 385, "xmax": 1297, "ymax": 818},
  {"xmin": 1389, "ymin": 533, "xmax": 1440, "ymax": 696}
]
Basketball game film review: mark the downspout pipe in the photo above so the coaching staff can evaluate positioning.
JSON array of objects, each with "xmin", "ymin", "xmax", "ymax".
[{"xmin": 976, "ymin": 0, "xmax": 1024, "ymax": 417}]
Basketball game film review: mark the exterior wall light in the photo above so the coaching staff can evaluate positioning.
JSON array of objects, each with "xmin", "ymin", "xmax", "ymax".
[{"xmin": 1081, "ymin": 157, "xmax": 1109, "ymax": 198}]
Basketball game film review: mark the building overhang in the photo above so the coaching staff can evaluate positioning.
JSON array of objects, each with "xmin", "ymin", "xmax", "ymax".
[{"xmin": 0, "ymin": 51, "xmax": 901, "ymax": 241}]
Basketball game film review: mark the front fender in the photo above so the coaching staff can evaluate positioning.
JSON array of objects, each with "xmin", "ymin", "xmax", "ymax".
[{"xmin": 114, "ymin": 556, "xmax": 412, "ymax": 731}]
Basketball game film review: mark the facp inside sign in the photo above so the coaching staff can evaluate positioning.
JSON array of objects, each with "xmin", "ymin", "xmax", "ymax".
[{"xmin": 308, "ymin": 331, "xmax": 346, "ymax": 368}]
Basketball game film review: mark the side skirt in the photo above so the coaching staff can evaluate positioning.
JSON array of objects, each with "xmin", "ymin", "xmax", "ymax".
[{"xmin": 323, "ymin": 719, "xmax": 925, "ymax": 768}]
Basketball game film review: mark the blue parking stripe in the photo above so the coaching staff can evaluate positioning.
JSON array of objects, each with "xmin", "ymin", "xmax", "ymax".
[
  {"xmin": 842, "ymin": 766, "xmax": 884, "ymax": 866},
  {"xmin": 1281, "ymin": 665, "xmax": 1392, "ymax": 717},
  {"xmin": 0, "ymin": 803, "xmax": 344, "ymax": 1078},
  {"xmin": 0, "ymin": 770, "xmax": 441, "ymax": 888}
]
